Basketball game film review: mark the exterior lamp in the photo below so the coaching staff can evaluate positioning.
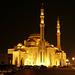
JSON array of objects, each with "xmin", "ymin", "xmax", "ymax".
[{"xmin": 72, "ymin": 57, "xmax": 75, "ymax": 60}]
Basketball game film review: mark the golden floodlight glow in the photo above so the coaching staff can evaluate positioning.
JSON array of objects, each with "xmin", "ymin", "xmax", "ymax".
[
  {"xmin": 25, "ymin": 62, "xmax": 26, "ymax": 65},
  {"xmin": 57, "ymin": 17, "xmax": 60, "ymax": 26},
  {"xmin": 21, "ymin": 46, "xmax": 25, "ymax": 49},
  {"xmin": 51, "ymin": 45, "xmax": 54, "ymax": 47},
  {"xmin": 56, "ymin": 61, "xmax": 60, "ymax": 66},
  {"xmin": 36, "ymin": 42, "xmax": 38, "ymax": 45},
  {"xmin": 41, "ymin": 20, "xmax": 44, "ymax": 23},
  {"xmin": 57, "ymin": 23, "xmax": 59, "ymax": 26},
  {"xmin": 27, "ymin": 50, "xmax": 29, "ymax": 53},
  {"xmin": 54, "ymin": 47, "xmax": 59, "ymax": 50},
  {"xmin": 66, "ymin": 59, "xmax": 69, "ymax": 62},
  {"xmin": 41, "ymin": 12, "xmax": 44, "ymax": 15},
  {"xmin": 47, "ymin": 60, "xmax": 49, "ymax": 66},
  {"xmin": 40, "ymin": 63, "xmax": 45, "ymax": 65},
  {"xmin": 17, "ymin": 43, "xmax": 22, "ymax": 47},
  {"xmin": 40, "ymin": 63, "xmax": 42, "ymax": 65},
  {"xmin": 27, "ymin": 59, "xmax": 29, "ymax": 61},
  {"xmin": 57, "ymin": 30, "xmax": 60, "ymax": 33},
  {"xmin": 17, "ymin": 46, "xmax": 20, "ymax": 49},
  {"xmin": 72, "ymin": 57, "xmax": 75, "ymax": 60},
  {"xmin": 25, "ymin": 59, "xmax": 29, "ymax": 65},
  {"xmin": 36, "ymin": 60, "xmax": 38, "ymax": 65}
]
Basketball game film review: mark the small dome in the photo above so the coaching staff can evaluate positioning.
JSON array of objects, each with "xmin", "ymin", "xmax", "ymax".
[
  {"xmin": 17, "ymin": 43, "xmax": 23, "ymax": 46},
  {"xmin": 50, "ymin": 44, "xmax": 54, "ymax": 47}
]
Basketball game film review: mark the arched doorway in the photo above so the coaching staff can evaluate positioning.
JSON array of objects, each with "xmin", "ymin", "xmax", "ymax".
[
  {"xmin": 20, "ymin": 58, "xmax": 24, "ymax": 66},
  {"xmin": 15, "ymin": 57, "xmax": 18, "ymax": 66}
]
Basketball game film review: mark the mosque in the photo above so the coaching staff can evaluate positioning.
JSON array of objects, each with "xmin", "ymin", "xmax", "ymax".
[{"xmin": 8, "ymin": 3, "xmax": 66, "ymax": 67}]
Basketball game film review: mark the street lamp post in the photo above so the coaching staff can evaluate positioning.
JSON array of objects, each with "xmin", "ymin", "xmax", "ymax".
[{"xmin": 66, "ymin": 59, "xmax": 69, "ymax": 66}]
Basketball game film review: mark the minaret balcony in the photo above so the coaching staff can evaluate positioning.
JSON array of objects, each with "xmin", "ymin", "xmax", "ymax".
[
  {"xmin": 40, "ymin": 24, "xmax": 45, "ymax": 27},
  {"xmin": 40, "ymin": 15, "xmax": 44, "ymax": 18}
]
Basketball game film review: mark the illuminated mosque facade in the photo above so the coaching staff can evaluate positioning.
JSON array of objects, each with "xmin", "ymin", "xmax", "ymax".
[{"xmin": 8, "ymin": 3, "xmax": 66, "ymax": 67}]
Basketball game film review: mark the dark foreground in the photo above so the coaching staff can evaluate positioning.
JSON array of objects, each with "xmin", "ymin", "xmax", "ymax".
[{"xmin": 12, "ymin": 68, "xmax": 75, "ymax": 75}]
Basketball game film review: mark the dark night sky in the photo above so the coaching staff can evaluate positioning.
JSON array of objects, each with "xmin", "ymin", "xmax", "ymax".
[{"xmin": 0, "ymin": 0, "xmax": 75, "ymax": 61}]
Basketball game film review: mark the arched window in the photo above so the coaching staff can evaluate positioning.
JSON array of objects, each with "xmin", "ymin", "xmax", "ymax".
[
  {"xmin": 15, "ymin": 57, "xmax": 18, "ymax": 66},
  {"xmin": 20, "ymin": 58, "xmax": 24, "ymax": 66}
]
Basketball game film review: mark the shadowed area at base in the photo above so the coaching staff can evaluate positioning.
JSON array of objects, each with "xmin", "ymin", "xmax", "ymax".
[{"xmin": 12, "ymin": 69, "xmax": 36, "ymax": 75}]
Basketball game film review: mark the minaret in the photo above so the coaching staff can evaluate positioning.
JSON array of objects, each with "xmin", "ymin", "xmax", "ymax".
[
  {"xmin": 57, "ymin": 17, "xmax": 61, "ymax": 50},
  {"xmin": 40, "ymin": 3, "xmax": 45, "ymax": 44},
  {"xmin": 39, "ymin": 3, "xmax": 45, "ymax": 65}
]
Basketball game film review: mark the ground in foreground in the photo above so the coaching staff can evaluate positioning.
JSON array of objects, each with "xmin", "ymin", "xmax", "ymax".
[{"xmin": 12, "ymin": 68, "xmax": 75, "ymax": 75}]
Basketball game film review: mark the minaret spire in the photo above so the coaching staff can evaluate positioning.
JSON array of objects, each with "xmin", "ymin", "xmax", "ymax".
[
  {"xmin": 40, "ymin": 3, "xmax": 45, "ymax": 42},
  {"xmin": 57, "ymin": 17, "xmax": 60, "ymax": 26},
  {"xmin": 57, "ymin": 16, "xmax": 61, "ymax": 50}
]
